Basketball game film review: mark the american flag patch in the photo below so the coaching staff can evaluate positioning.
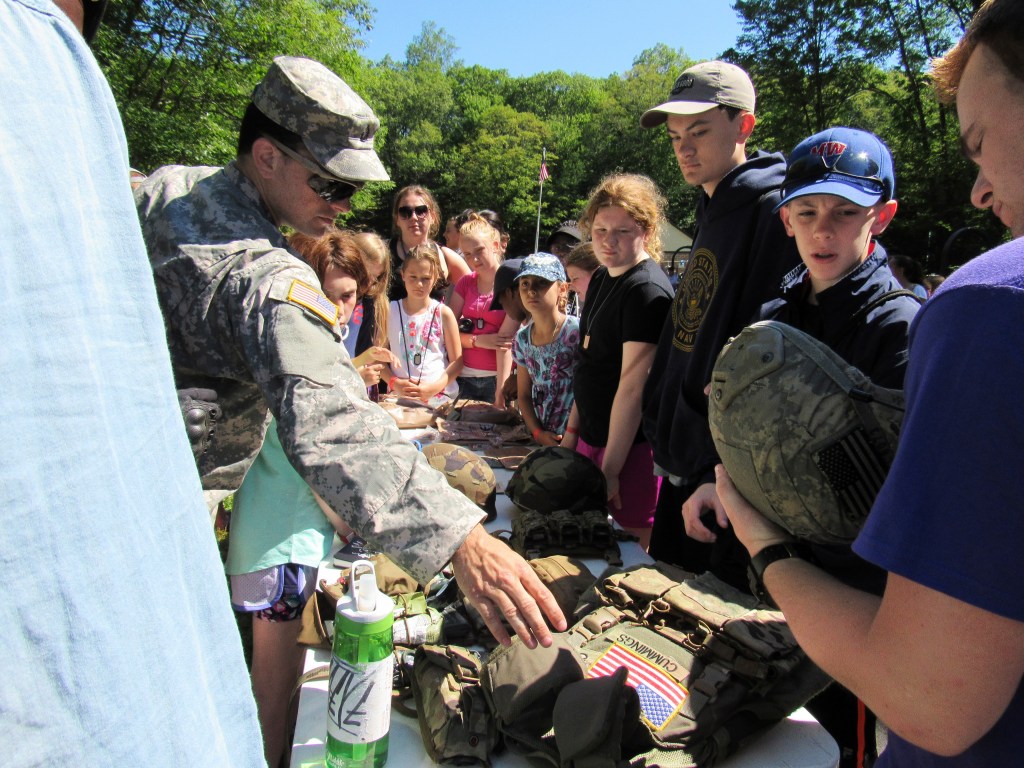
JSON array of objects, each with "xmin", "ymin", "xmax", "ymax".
[
  {"xmin": 814, "ymin": 427, "xmax": 887, "ymax": 519},
  {"xmin": 587, "ymin": 642, "xmax": 687, "ymax": 730},
  {"xmin": 287, "ymin": 280, "xmax": 338, "ymax": 326}
]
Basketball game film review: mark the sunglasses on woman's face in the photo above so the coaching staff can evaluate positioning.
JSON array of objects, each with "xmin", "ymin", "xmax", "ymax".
[
  {"xmin": 266, "ymin": 137, "xmax": 360, "ymax": 203},
  {"xmin": 398, "ymin": 204, "xmax": 430, "ymax": 220}
]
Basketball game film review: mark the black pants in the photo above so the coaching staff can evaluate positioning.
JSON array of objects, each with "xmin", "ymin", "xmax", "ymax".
[
  {"xmin": 807, "ymin": 684, "xmax": 878, "ymax": 767},
  {"xmin": 648, "ymin": 480, "xmax": 750, "ymax": 591}
]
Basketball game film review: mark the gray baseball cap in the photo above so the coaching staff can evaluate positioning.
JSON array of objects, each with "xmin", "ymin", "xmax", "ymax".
[
  {"xmin": 251, "ymin": 56, "xmax": 390, "ymax": 182},
  {"xmin": 640, "ymin": 61, "xmax": 756, "ymax": 128}
]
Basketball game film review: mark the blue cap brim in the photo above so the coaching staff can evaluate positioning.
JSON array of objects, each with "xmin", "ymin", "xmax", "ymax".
[{"xmin": 775, "ymin": 177, "xmax": 883, "ymax": 212}]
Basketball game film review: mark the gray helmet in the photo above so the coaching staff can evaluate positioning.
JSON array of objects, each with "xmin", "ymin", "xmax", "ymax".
[
  {"xmin": 506, "ymin": 446, "xmax": 606, "ymax": 514},
  {"xmin": 251, "ymin": 56, "xmax": 390, "ymax": 182},
  {"xmin": 422, "ymin": 442, "xmax": 497, "ymax": 522},
  {"xmin": 708, "ymin": 321, "xmax": 905, "ymax": 545}
]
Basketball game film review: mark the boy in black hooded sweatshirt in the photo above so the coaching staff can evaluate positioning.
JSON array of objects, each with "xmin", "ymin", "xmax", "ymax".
[{"xmin": 640, "ymin": 61, "xmax": 800, "ymax": 582}]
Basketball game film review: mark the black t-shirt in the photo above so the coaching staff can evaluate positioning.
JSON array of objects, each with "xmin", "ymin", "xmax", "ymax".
[{"xmin": 574, "ymin": 258, "xmax": 673, "ymax": 446}]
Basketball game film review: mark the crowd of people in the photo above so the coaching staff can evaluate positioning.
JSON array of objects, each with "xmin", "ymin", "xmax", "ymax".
[{"xmin": 5, "ymin": 0, "xmax": 1023, "ymax": 766}]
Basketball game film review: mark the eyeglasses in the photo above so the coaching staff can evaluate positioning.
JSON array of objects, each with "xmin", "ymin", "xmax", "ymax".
[
  {"xmin": 783, "ymin": 148, "xmax": 888, "ymax": 198},
  {"xmin": 398, "ymin": 204, "xmax": 430, "ymax": 220},
  {"xmin": 265, "ymin": 137, "xmax": 360, "ymax": 204}
]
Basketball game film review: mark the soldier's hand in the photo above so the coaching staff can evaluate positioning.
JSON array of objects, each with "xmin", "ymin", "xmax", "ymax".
[
  {"xmin": 177, "ymin": 388, "xmax": 220, "ymax": 459},
  {"xmin": 451, "ymin": 525, "xmax": 567, "ymax": 648}
]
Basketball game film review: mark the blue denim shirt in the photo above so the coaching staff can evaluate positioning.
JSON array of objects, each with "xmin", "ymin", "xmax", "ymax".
[{"xmin": 0, "ymin": 1, "xmax": 264, "ymax": 764}]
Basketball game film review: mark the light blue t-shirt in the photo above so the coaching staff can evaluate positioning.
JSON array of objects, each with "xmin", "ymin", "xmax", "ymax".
[
  {"xmin": 0, "ymin": 1, "xmax": 264, "ymax": 764},
  {"xmin": 227, "ymin": 417, "xmax": 335, "ymax": 574}
]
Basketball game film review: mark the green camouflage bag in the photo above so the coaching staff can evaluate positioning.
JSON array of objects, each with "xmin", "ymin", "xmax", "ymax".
[
  {"xmin": 709, "ymin": 320, "xmax": 906, "ymax": 545},
  {"xmin": 409, "ymin": 644, "xmax": 498, "ymax": 765},
  {"xmin": 481, "ymin": 562, "xmax": 831, "ymax": 767}
]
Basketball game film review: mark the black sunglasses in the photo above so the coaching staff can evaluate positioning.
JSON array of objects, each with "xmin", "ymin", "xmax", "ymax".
[
  {"xmin": 784, "ymin": 148, "xmax": 888, "ymax": 198},
  {"xmin": 266, "ymin": 137, "xmax": 360, "ymax": 203},
  {"xmin": 398, "ymin": 204, "xmax": 430, "ymax": 220}
]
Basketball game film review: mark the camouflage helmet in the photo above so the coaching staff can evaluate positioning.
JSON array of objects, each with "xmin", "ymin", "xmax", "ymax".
[
  {"xmin": 422, "ymin": 443, "xmax": 497, "ymax": 522},
  {"xmin": 708, "ymin": 321, "xmax": 905, "ymax": 545},
  {"xmin": 506, "ymin": 446, "xmax": 606, "ymax": 514},
  {"xmin": 251, "ymin": 56, "xmax": 390, "ymax": 183}
]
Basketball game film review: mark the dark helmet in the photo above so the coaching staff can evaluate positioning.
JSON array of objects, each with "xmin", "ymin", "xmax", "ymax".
[
  {"xmin": 506, "ymin": 446, "xmax": 606, "ymax": 514},
  {"xmin": 422, "ymin": 442, "xmax": 497, "ymax": 521}
]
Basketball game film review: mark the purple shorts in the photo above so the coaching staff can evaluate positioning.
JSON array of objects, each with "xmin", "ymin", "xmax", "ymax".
[
  {"xmin": 575, "ymin": 438, "xmax": 661, "ymax": 529},
  {"xmin": 230, "ymin": 563, "xmax": 316, "ymax": 622}
]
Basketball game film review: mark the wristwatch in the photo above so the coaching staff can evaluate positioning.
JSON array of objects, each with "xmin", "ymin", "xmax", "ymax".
[{"xmin": 748, "ymin": 541, "xmax": 813, "ymax": 609}]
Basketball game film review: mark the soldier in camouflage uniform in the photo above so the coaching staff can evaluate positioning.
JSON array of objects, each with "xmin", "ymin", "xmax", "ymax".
[{"xmin": 134, "ymin": 56, "xmax": 565, "ymax": 651}]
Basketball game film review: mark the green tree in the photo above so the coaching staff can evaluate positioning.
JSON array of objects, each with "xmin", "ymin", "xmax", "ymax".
[
  {"xmin": 95, "ymin": 0, "xmax": 372, "ymax": 169},
  {"xmin": 729, "ymin": 0, "xmax": 998, "ymax": 269}
]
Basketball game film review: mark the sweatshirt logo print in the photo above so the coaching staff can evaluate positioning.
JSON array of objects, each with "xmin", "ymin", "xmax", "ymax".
[{"xmin": 672, "ymin": 247, "xmax": 718, "ymax": 352}]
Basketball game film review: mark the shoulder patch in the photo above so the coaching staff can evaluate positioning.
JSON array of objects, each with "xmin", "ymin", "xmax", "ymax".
[{"xmin": 287, "ymin": 279, "xmax": 338, "ymax": 326}]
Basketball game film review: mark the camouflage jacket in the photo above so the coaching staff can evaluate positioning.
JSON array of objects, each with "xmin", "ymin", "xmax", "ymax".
[{"xmin": 135, "ymin": 162, "xmax": 482, "ymax": 581}]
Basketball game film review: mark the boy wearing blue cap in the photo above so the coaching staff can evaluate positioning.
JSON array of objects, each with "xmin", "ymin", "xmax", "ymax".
[
  {"xmin": 752, "ymin": 126, "xmax": 922, "ymax": 768},
  {"xmin": 761, "ymin": 127, "xmax": 922, "ymax": 390}
]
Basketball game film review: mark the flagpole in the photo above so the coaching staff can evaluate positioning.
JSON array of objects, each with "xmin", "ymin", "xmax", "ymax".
[{"xmin": 534, "ymin": 147, "xmax": 547, "ymax": 254}]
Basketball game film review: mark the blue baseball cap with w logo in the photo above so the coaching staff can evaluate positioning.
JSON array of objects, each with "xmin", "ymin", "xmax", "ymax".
[{"xmin": 776, "ymin": 127, "xmax": 896, "ymax": 210}]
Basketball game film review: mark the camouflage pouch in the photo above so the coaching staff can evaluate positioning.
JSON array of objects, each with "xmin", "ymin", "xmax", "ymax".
[
  {"xmin": 297, "ymin": 578, "xmax": 347, "ymax": 650},
  {"xmin": 526, "ymin": 555, "xmax": 596, "ymax": 621},
  {"xmin": 410, "ymin": 644, "xmax": 499, "ymax": 766},
  {"xmin": 505, "ymin": 508, "xmax": 625, "ymax": 565}
]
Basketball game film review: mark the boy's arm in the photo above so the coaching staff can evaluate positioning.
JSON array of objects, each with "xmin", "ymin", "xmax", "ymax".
[{"xmin": 718, "ymin": 466, "xmax": 1024, "ymax": 756}]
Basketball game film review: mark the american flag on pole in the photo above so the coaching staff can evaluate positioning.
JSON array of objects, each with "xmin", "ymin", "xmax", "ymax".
[
  {"xmin": 587, "ymin": 642, "xmax": 687, "ymax": 730},
  {"xmin": 539, "ymin": 148, "xmax": 550, "ymax": 183}
]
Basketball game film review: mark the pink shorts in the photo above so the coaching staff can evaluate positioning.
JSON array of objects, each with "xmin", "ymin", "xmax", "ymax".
[{"xmin": 575, "ymin": 438, "xmax": 660, "ymax": 529}]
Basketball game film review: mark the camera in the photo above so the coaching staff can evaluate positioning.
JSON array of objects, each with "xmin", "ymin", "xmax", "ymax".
[{"xmin": 459, "ymin": 317, "xmax": 474, "ymax": 334}]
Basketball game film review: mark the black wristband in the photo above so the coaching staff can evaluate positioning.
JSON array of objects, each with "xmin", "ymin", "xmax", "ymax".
[{"xmin": 748, "ymin": 542, "xmax": 813, "ymax": 609}]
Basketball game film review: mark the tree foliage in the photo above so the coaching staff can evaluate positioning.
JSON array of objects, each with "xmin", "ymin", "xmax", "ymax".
[{"xmin": 96, "ymin": 0, "xmax": 999, "ymax": 270}]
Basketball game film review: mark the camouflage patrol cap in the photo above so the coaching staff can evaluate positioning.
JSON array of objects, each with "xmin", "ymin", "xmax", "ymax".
[
  {"xmin": 251, "ymin": 56, "xmax": 390, "ymax": 182},
  {"xmin": 708, "ymin": 321, "xmax": 905, "ymax": 545},
  {"xmin": 506, "ymin": 446, "xmax": 607, "ymax": 515},
  {"xmin": 422, "ymin": 443, "xmax": 497, "ymax": 522}
]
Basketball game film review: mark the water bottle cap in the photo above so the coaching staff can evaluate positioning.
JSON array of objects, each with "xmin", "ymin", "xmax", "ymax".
[{"xmin": 336, "ymin": 560, "xmax": 393, "ymax": 631}]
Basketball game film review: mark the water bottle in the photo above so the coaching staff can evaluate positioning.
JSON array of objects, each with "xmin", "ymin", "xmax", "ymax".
[{"xmin": 325, "ymin": 560, "xmax": 394, "ymax": 768}]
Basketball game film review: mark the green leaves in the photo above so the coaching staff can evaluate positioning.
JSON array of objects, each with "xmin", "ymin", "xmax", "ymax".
[{"xmin": 96, "ymin": 0, "xmax": 998, "ymax": 268}]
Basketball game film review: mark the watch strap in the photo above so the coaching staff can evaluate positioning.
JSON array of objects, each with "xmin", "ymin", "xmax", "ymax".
[{"xmin": 748, "ymin": 542, "xmax": 813, "ymax": 608}]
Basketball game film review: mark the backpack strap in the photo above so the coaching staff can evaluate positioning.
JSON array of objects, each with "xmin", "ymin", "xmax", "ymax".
[{"xmin": 838, "ymin": 288, "xmax": 924, "ymax": 340}]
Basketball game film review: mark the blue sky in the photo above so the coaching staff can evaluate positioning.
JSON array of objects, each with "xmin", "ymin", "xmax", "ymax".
[{"xmin": 359, "ymin": 0, "xmax": 744, "ymax": 78}]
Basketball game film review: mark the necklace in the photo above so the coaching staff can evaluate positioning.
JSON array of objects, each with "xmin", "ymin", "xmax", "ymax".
[
  {"xmin": 581, "ymin": 270, "xmax": 623, "ymax": 349},
  {"xmin": 531, "ymin": 315, "xmax": 565, "ymax": 347},
  {"xmin": 581, "ymin": 258, "xmax": 648, "ymax": 349},
  {"xmin": 398, "ymin": 300, "xmax": 440, "ymax": 384}
]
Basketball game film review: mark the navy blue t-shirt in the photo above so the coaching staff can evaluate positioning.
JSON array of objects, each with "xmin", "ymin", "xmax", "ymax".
[{"xmin": 856, "ymin": 237, "xmax": 1024, "ymax": 765}]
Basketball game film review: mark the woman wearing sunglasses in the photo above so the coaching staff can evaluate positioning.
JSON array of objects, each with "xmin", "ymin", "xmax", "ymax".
[{"xmin": 388, "ymin": 185, "xmax": 471, "ymax": 302}]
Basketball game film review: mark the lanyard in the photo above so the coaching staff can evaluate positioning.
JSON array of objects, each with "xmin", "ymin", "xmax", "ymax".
[{"xmin": 398, "ymin": 300, "xmax": 440, "ymax": 384}]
